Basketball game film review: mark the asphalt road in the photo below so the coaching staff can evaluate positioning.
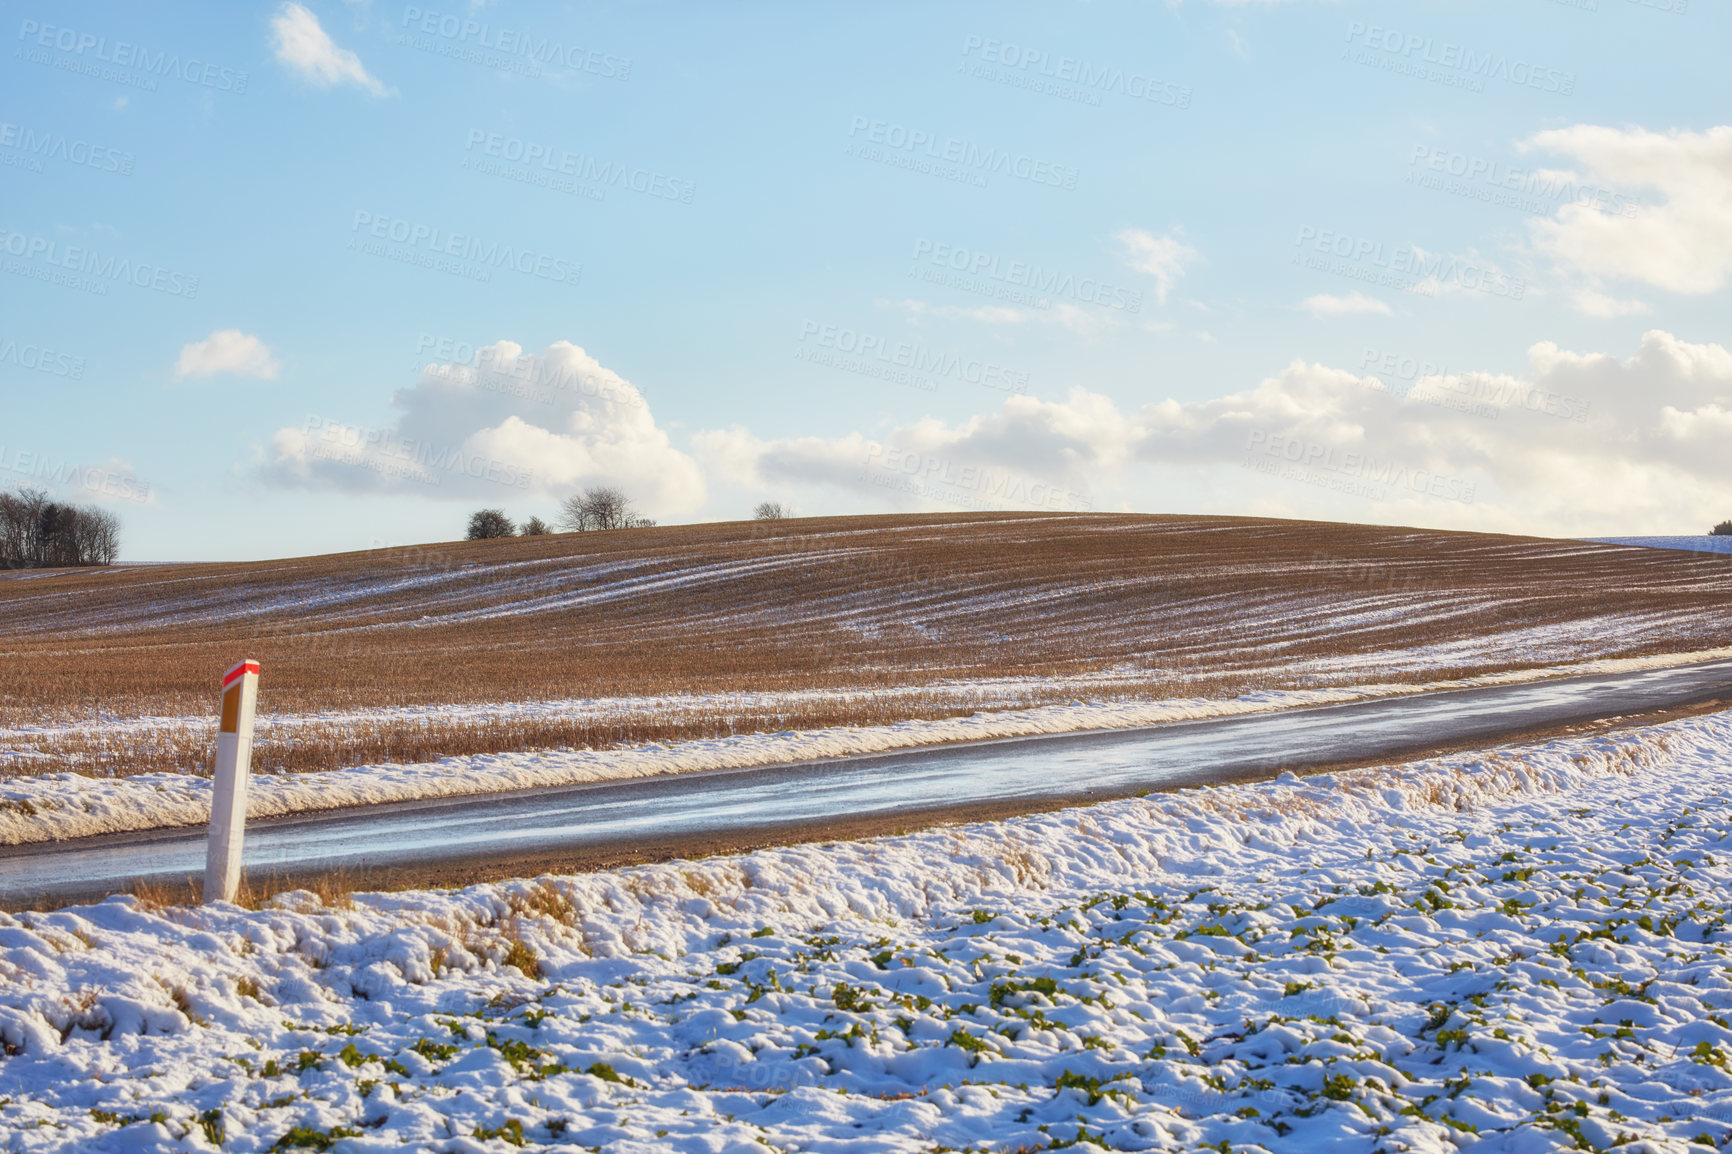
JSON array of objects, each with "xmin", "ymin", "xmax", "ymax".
[{"xmin": 5, "ymin": 657, "xmax": 1732, "ymax": 907}]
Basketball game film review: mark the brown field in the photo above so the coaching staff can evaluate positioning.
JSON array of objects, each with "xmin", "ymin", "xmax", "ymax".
[{"xmin": 4, "ymin": 512, "xmax": 1730, "ymax": 779}]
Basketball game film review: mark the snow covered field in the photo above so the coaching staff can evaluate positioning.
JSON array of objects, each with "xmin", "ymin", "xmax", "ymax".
[
  {"xmin": 10, "ymin": 515, "xmax": 1732, "ymax": 746},
  {"xmin": 7, "ymin": 708, "xmax": 1732, "ymax": 1151},
  {"xmin": 6, "ymin": 647, "xmax": 1732, "ymax": 846}
]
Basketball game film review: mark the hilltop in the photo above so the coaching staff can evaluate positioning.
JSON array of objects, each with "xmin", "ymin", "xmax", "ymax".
[{"xmin": 3, "ymin": 512, "xmax": 1729, "ymax": 779}]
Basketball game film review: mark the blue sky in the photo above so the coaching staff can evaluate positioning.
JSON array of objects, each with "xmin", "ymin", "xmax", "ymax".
[{"xmin": 2, "ymin": 0, "xmax": 1728, "ymax": 560}]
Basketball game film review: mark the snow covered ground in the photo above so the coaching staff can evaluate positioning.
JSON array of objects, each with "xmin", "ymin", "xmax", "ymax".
[
  {"xmin": 5, "ymin": 646, "xmax": 1732, "ymax": 846},
  {"xmin": 7, "ymin": 708, "xmax": 1732, "ymax": 1151},
  {"xmin": 1590, "ymin": 536, "xmax": 1732, "ymax": 556}
]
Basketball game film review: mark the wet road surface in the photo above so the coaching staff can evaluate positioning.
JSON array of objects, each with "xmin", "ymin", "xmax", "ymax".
[{"xmin": 5, "ymin": 657, "xmax": 1731, "ymax": 906}]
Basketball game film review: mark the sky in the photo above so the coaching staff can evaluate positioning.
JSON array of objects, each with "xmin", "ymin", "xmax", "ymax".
[{"xmin": 1, "ymin": 0, "xmax": 1727, "ymax": 561}]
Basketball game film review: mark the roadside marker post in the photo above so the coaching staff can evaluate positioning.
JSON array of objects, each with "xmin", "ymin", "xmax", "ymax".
[{"xmin": 204, "ymin": 659, "xmax": 260, "ymax": 904}]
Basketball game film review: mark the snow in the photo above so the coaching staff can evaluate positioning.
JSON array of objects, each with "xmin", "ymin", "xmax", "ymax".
[
  {"xmin": 0, "ymin": 551, "xmax": 841, "ymax": 636},
  {"xmin": 14, "ymin": 527, "xmax": 1728, "ymax": 677},
  {"xmin": 6, "ymin": 646, "xmax": 1732, "ymax": 846},
  {"xmin": 7, "ymin": 706, "xmax": 1732, "ymax": 1150},
  {"xmin": 1589, "ymin": 536, "xmax": 1732, "ymax": 555}
]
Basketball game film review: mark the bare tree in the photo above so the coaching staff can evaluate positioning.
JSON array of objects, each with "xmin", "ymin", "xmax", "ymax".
[
  {"xmin": 557, "ymin": 486, "xmax": 653, "ymax": 532},
  {"xmin": 0, "ymin": 487, "xmax": 122, "ymax": 568},
  {"xmin": 71, "ymin": 506, "xmax": 120, "ymax": 565},
  {"xmin": 753, "ymin": 501, "xmax": 788, "ymax": 521},
  {"xmin": 584, "ymin": 486, "xmax": 628, "ymax": 530},
  {"xmin": 556, "ymin": 493, "xmax": 586, "ymax": 532},
  {"xmin": 466, "ymin": 508, "xmax": 516, "ymax": 539},
  {"xmin": 37, "ymin": 501, "xmax": 78, "ymax": 567},
  {"xmin": 520, "ymin": 516, "xmax": 550, "ymax": 536},
  {"xmin": 556, "ymin": 493, "xmax": 590, "ymax": 532},
  {"xmin": 0, "ymin": 491, "xmax": 26, "ymax": 565}
]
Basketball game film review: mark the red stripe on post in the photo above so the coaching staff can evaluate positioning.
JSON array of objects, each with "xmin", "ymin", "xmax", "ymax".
[{"xmin": 222, "ymin": 660, "xmax": 260, "ymax": 689}]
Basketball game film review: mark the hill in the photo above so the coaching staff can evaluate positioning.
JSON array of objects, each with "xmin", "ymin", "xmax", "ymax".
[{"xmin": 3, "ymin": 512, "xmax": 1730, "ymax": 778}]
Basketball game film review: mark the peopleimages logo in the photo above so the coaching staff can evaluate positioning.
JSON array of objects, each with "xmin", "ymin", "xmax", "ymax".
[
  {"xmin": 1343, "ymin": 22, "xmax": 1575, "ymax": 95},
  {"xmin": 0, "ymin": 447, "xmax": 151, "ymax": 503},
  {"xmin": 1406, "ymin": 146, "xmax": 1638, "ymax": 218},
  {"xmin": 910, "ymin": 239, "xmax": 1141, "ymax": 312},
  {"xmin": 1244, "ymin": 430, "xmax": 1476, "ymax": 504},
  {"xmin": 350, "ymin": 212, "xmax": 581, "ymax": 286},
  {"xmin": 1360, "ymin": 347, "xmax": 1449, "ymax": 387},
  {"xmin": 15, "ymin": 19, "xmax": 250, "ymax": 93},
  {"xmin": 959, "ymin": 36, "xmax": 1192, "ymax": 109},
  {"xmin": 0, "ymin": 122, "xmax": 133, "ymax": 175},
  {"xmin": 798, "ymin": 321, "xmax": 1029, "ymax": 395},
  {"xmin": 300, "ymin": 416, "xmax": 535, "ymax": 490},
  {"xmin": 0, "ymin": 338, "xmax": 84, "ymax": 379},
  {"xmin": 399, "ymin": 7, "xmax": 630, "ymax": 80},
  {"xmin": 462, "ymin": 131, "xmax": 695, "ymax": 204},
  {"xmin": 0, "ymin": 228, "xmax": 199, "ymax": 298},
  {"xmin": 847, "ymin": 117, "xmax": 1080, "ymax": 190},
  {"xmin": 1293, "ymin": 227, "xmax": 1525, "ymax": 300},
  {"xmin": 861, "ymin": 444, "xmax": 1093, "ymax": 513}
]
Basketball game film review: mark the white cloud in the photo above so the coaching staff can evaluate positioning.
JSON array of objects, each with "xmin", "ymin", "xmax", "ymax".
[
  {"xmin": 270, "ymin": 2, "xmax": 386, "ymax": 95},
  {"xmin": 175, "ymin": 330, "xmax": 279, "ymax": 380},
  {"xmin": 1300, "ymin": 292, "xmax": 1392, "ymax": 318},
  {"xmin": 1525, "ymin": 125, "xmax": 1732, "ymax": 295},
  {"xmin": 1571, "ymin": 289, "xmax": 1650, "ymax": 318},
  {"xmin": 701, "ymin": 331, "xmax": 1732, "ymax": 535},
  {"xmin": 693, "ymin": 427, "xmax": 884, "ymax": 494},
  {"xmin": 1116, "ymin": 228, "xmax": 1199, "ymax": 304},
  {"xmin": 694, "ymin": 389, "xmax": 1125, "ymax": 515},
  {"xmin": 262, "ymin": 340, "xmax": 706, "ymax": 515},
  {"xmin": 1123, "ymin": 330, "xmax": 1732, "ymax": 519}
]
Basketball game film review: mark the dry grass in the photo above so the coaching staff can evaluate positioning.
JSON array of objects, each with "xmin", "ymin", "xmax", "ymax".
[
  {"xmin": 125, "ymin": 876, "xmax": 200, "ymax": 912},
  {"xmin": 0, "ymin": 673, "xmax": 1257, "ymax": 778},
  {"xmin": 3, "ymin": 512, "xmax": 1730, "ymax": 779},
  {"xmin": 500, "ymin": 932, "xmax": 542, "ymax": 979},
  {"xmin": 120, "ymin": 868, "xmax": 355, "ymax": 913}
]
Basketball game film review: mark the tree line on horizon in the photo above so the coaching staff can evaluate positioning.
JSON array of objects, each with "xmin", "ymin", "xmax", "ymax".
[
  {"xmin": 453, "ymin": 499, "xmax": 1731, "ymax": 545},
  {"xmin": 465, "ymin": 485, "xmax": 657, "ymax": 540},
  {"xmin": 0, "ymin": 487, "xmax": 120, "ymax": 568},
  {"xmin": 465, "ymin": 490, "xmax": 792, "ymax": 540}
]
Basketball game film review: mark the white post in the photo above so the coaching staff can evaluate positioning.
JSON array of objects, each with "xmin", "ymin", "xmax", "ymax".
[{"xmin": 204, "ymin": 659, "xmax": 260, "ymax": 904}]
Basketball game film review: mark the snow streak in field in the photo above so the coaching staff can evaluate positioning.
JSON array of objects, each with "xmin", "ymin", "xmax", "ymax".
[{"xmin": 6, "ymin": 713, "xmax": 1732, "ymax": 1150}]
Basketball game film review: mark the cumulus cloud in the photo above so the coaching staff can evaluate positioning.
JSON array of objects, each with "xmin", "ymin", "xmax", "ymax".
[
  {"xmin": 1572, "ymin": 289, "xmax": 1651, "ymax": 318},
  {"xmin": 702, "ymin": 331, "xmax": 1732, "ymax": 535},
  {"xmin": 693, "ymin": 390, "xmax": 1120, "ymax": 516},
  {"xmin": 1141, "ymin": 330, "xmax": 1732, "ymax": 528},
  {"xmin": 1300, "ymin": 292, "xmax": 1392, "ymax": 318},
  {"xmin": 1116, "ymin": 228, "xmax": 1198, "ymax": 304},
  {"xmin": 1525, "ymin": 125, "xmax": 1732, "ymax": 295},
  {"xmin": 175, "ymin": 330, "xmax": 279, "ymax": 380},
  {"xmin": 262, "ymin": 340, "xmax": 706, "ymax": 515},
  {"xmin": 271, "ymin": 3, "xmax": 387, "ymax": 95}
]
